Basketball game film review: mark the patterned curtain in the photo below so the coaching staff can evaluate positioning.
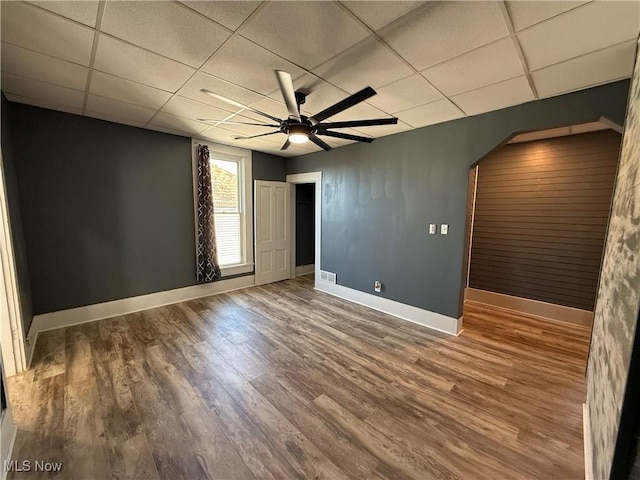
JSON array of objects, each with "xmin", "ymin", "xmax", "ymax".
[{"xmin": 196, "ymin": 144, "xmax": 222, "ymax": 283}]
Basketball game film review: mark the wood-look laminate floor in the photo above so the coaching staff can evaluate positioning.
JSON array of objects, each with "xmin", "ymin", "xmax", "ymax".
[{"xmin": 7, "ymin": 276, "xmax": 591, "ymax": 480}]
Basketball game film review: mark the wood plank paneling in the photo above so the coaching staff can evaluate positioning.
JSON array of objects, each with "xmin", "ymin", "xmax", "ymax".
[{"xmin": 469, "ymin": 130, "xmax": 621, "ymax": 311}]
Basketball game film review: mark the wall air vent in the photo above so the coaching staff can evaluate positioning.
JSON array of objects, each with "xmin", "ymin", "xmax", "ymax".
[{"xmin": 320, "ymin": 270, "xmax": 337, "ymax": 284}]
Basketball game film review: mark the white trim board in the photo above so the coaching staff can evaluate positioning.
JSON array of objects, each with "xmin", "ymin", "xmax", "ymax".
[
  {"xmin": 583, "ymin": 403, "xmax": 594, "ymax": 480},
  {"xmin": 465, "ymin": 287, "xmax": 593, "ymax": 327},
  {"xmin": 316, "ymin": 279, "xmax": 462, "ymax": 335},
  {"xmin": 26, "ymin": 275, "xmax": 256, "ymax": 365},
  {"xmin": 295, "ymin": 264, "xmax": 315, "ymax": 276}
]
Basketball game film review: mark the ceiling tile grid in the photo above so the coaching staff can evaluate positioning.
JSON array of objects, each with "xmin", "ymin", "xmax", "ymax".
[{"xmin": 0, "ymin": 0, "xmax": 638, "ymax": 157}]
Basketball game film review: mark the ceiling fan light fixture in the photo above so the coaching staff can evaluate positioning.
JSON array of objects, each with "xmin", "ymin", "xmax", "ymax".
[{"xmin": 288, "ymin": 124, "xmax": 310, "ymax": 144}]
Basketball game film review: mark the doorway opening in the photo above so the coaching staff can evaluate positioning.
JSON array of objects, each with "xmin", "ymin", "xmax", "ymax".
[
  {"xmin": 294, "ymin": 183, "xmax": 315, "ymax": 277},
  {"xmin": 462, "ymin": 121, "xmax": 623, "ymax": 368}
]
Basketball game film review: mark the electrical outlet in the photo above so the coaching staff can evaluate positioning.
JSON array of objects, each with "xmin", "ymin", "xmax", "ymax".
[
  {"xmin": 374, "ymin": 281, "xmax": 382, "ymax": 293},
  {"xmin": 429, "ymin": 224, "xmax": 436, "ymax": 235},
  {"xmin": 441, "ymin": 224, "xmax": 448, "ymax": 235}
]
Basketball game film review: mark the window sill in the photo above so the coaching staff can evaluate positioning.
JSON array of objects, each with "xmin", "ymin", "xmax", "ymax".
[{"xmin": 221, "ymin": 263, "xmax": 254, "ymax": 277}]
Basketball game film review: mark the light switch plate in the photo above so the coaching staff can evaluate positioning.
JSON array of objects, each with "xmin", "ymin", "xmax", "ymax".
[
  {"xmin": 441, "ymin": 224, "xmax": 449, "ymax": 235},
  {"xmin": 429, "ymin": 224, "xmax": 436, "ymax": 234}
]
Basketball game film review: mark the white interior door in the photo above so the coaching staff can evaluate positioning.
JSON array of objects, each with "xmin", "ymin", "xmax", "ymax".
[{"xmin": 255, "ymin": 181, "xmax": 291, "ymax": 286}]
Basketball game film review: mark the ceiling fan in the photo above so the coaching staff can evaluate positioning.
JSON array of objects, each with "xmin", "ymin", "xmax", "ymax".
[{"xmin": 198, "ymin": 71, "xmax": 398, "ymax": 151}]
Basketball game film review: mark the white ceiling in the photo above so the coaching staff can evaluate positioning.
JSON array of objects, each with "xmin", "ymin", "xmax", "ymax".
[{"xmin": 1, "ymin": 1, "xmax": 638, "ymax": 157}]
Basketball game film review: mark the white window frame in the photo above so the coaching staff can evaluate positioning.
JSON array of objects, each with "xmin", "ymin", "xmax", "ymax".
[{"xmin": 191, "ymin": 139, "xmax": 253, "ymax": 277}]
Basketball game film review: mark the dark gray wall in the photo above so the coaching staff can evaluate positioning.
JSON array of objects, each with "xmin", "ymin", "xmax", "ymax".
[
  {"xmin": 5, "ymin": 102, "xmax": 287, "ymax": 315},
  {"xmin": 253, "ymin": 151, "xmax": 287, "ymax": 182},
  {"xmin": 296, "ymin": 183, "xmax": 315, "ymax": 266},
  {"xmin": 287, "ymin": 80, "xmax": 630, "ymax": 319},
  {"xmin": 1, "ymin": 95, "xmax": 33, "ymax": 334}
]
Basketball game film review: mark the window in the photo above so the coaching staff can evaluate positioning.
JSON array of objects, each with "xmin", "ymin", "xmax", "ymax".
[{"xmin": 192, "ymin": 140, "xmax": 253, "ymax": 276}]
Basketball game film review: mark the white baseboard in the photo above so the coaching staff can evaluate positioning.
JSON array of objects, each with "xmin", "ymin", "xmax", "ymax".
[
  {"xmin": 465, "ymin": 288, "xmax": 593, "ymax": 327},
  {"xmin": 295, "ymin": 264, "xmax": 315, "ymax": 277},
  {"xmin": 583, "ymin": 403, "xmax": 594, "ymax": 480},
  {"xmin": 0, "ymin": 407, "xmax": 17, "ymax": 478},
  {"xmin": 315, "ymin": 279, "xmax": 462, "ymax": 335},
  {"xmin": 26, "ymin": 275, "xmax": 256, "ymax": 359}
]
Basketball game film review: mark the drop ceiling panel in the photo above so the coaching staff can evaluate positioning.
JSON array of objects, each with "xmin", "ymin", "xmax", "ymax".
[
  {"xmin": 238, "ymin": 1, "xmax": 370, "ymax": 69},
  {"xmin": 532, "ymin": 41, "xmax": 636, "ymax": 98},
  {"xmin": 267, "ymin": 74, "xmax": 349, "ymax": 117},
  {"xmin": 329, "ymin": 101, "xmax": 388, "ymax": 123},
  {"xmin": 1, "ymin": 2, "xmax": 94, "ymax": 65},
  {"xmin": 198, "ymin": 125, "xmax": 247, "ymax": 144},
  {"xmin": 1, "ymin": 72, "xmax": 85, "ymax": 109},
  {"xmin": 94, "ymin": 35, "xmax": 196, "ymax": 92},
  {"xmin": 395, "ymin": 99, "xmax": 464, "ymax": 128},
  {"xmin": 180, "ymin": 1, "xmax": 261, "ymax": 31},
  {"xmin": 518, "ymin": 1, "xmax": 640, "ymax": 70},
  {"xmin": 352, "ymin": 121, "xmax": 413, "ymax": 138},
  {"xmin": 366, "ymin": 74, "xmax": 441, "ymax": 113},
  {"xmin": 341, "ymin": 1, "xmax": 426, "ymax": 31},
  {"xmin": 89, "ymin": 71, "xmax": 172, "ymax": 110},
  {"xmin": 422, "ymin": 38, "xmax": 525, "ymax": 96},
  {"xmin": 28, "ymin": 1, "xmax": 100, "ymax": 27},
  {"xmin": 202, "ymin": 36, "xmax": 305, "ymax": 94},
  {"xmin": 1, "ymin": 42, "xmax": 89, "ymax": 91},
  {"xmin": 3, "ymin": 92, "xmax": 83, "ymax": 116},
  {"xmin": 85, "ymin": 111, "xmax": 146, "ymax": 129},
  {"xmin": 160, "ymin": 95, "xmax": 240, "ymax": 122},
  {"xmin": 101, "ymin": 1, "xmax": 230, "ymax": 68},
  {"xmin": 177, "ymin": 72, "xmax": 266, "ymax": 112},
  {"xmin": 150, "ymin": 112, "xmax": 211, "ymax": 135},
  {"xmin": 506, "ymin": 1, "xmax": 588, "ymax": 32},
  {"xmin": 451, "ymin": 76, "xmax": 534, "ymax": 116},
  {"xmin": 86, "ymin": 94, "xmax": 156, "ymax": 124},
  {"xmin": 312, "ymin": 37, "xmax": 413, "ymax": 92},
  {"xmin": 380, "ymin": 1, "xmax": 510, "ymax": 71},
  {"xmin": 245, "ymin": 96, "xmax": 290, "ymax": 121}
]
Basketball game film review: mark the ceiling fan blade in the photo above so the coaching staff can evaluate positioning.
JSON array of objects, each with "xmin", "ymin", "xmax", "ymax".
[
  {"xmin": 317, "ymin": 130, "xmax": 374, "ymax": 143},
  {"xmin": 198, "ymin": 119, "xmax": 280, "ymax": 127},
  {"xmin": 310, "ymin": 86, "xmax": 377, "ymax": 124},
  {"xmin": 275, "ymin": 71, "xmax": 301, "ymax": 122},
  {"xmin": 233, "ymin": 130, "xmax": 281, "ymax": 140},
  {"xmin": 309, "ymin": 135, "xmax": 332, "ymax": 151},
  {"xmin": 200, "ymin": 89, "xmax": 283, "ymax": 123},
  {"xmin": 281, "ymin": 139, "xmax": 291, "ymax": 151},
  {"xmin": 317, "ymin": 118, "xmax": 398, "ymax": 129}
]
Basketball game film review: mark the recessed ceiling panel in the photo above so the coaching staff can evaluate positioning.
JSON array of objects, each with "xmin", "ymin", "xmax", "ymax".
[
  {"xmin": 150, "ymin": 112, "xmax": 211, "ymax": 135},
  {"xmin": 532, "ymin": 41, "xmax": 636, "ymax": 99},
  {"xmin": 518, "ymin": 1, "xmax": 640, "ymax": 70},
  {"xmin": 366, "ymin": 74, "xmax": 441, "ymax": 113},
  {"xmin": 238, "ymin": 1, "xmax": 370, "ymax": 69},
  {"xmin": 160, "ymin": 95, "xmax": 239, "ymax": 121},
  {"xmin": 94, "ymin": 35, "xmax": 196, "ymax": 92},
  {"xmin": 395, "ymin": 99, "xmax": 464, "ymax": 128},
  {"xmin": 451, "ymin": 75, "xmax": 534, "ymax": 116},
  {"xmin": 341, "ymin": 1, "xmax": 426, "ymax": 31},
  {"xmin": 380, "ymin": 1, "xmax": 509, "ymax": 71},
  {"xmin": 1, "ymin": 42, "xmax": 89, "ymax": 91},
  {"xmin": 89, "ymin": 71, "xmax": 172, "ymax": 110},
  {"xmin": 86, "ymin": 94, "xmax": 156, "ymax": 124},
  {"xmin": 3, "ymin": 92, "xmax": 83, "ymax": 116},
  {"xmin": 506, "ymin": 1, "xmax": 588, "ymax": 32},
  {"xmin": 422, "ymin": 38, "xmax": 525, "ymax": 96},
  {"xmin": 1, "ymin": 72, "xmax": 85, "ymax": 109},
  {"xmin": 180, "ymin": 1, "xmax": 261, "ymax": 30},
  {"xmin": 202, "ymin": 36, "xmax": 305, "ymax": 95},
  {"xmin": 101, "ymin": 1, "xmax": 230, "ymax": 68},
  {"xmin": 1, "ymin": 2, "xmax": 94, "ymax": 65},
  {"xmin": 312, "ymin": 37, "xmax": 413, "ymax": 92},
  {"xmin": 177, "ymin": 71, "xmax": 266, "ymax": 112},
  {"xmin": 29, "ymin": 1, "xmax": 100, "ymax": 27}
]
